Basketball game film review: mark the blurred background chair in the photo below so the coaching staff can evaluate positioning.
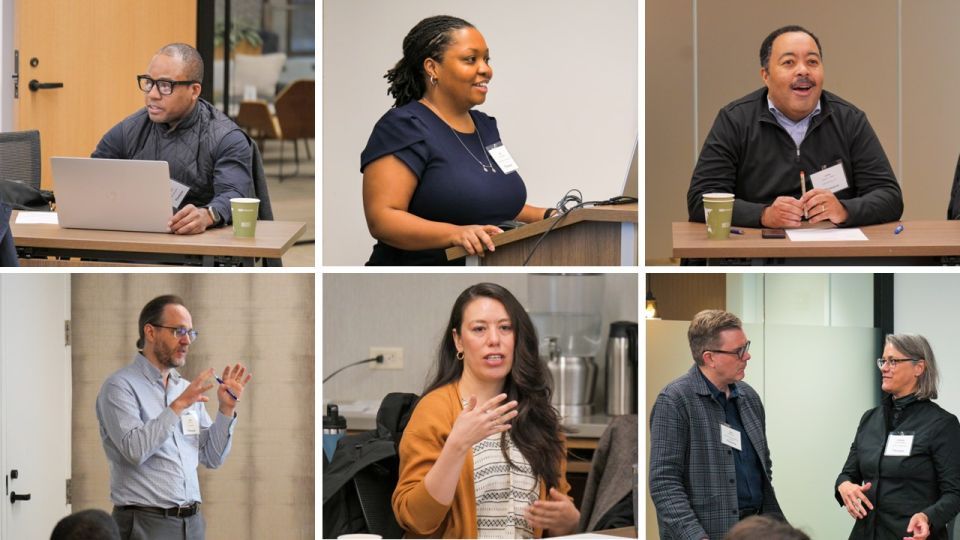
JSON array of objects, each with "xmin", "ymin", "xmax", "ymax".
[{"xmin": 236, "ymin": 79, "xmax": 314, "ymax": 181}]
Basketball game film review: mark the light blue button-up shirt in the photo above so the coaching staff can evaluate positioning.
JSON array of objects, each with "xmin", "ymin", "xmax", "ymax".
[
  {"xmin": 96, "ymin": 354, "xmax": 236, "ymax": 507},
  {"xmin": 768, "ymin": 97, "xmax": 822, "ymax": 148}
]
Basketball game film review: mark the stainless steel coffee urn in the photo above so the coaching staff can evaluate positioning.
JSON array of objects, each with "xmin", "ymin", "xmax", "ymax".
[{"xmin": 605, "ymin": 321, "xmax": 638, "ymax": 415}]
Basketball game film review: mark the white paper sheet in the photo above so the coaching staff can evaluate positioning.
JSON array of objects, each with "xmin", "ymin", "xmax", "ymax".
[
  {"xmin": 15, "ymin": 212, "xmax": 59, "ymax": 225},
  {"xmin": 786, "ymin": 228, "xmax": 868, "ymax": 242}
]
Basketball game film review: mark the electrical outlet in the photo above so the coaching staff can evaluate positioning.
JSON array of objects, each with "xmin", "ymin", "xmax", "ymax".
[{"xmin": 369, "ymin": 347, "xmax": 403, "ymax": 370}]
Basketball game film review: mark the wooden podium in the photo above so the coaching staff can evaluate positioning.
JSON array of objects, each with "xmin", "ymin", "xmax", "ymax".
[{"xmin": 445, "ymin": 203, "xmax": 637, "ymax": 266}]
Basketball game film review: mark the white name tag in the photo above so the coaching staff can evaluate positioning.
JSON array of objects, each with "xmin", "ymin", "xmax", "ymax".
[
  {"xmin": 809, "ymin": 161, "xmax": 849, "ymax": 193},
  {"xmin": 486, "ymin": 142, "xmax": 519, "ymax": 174},
  {"xmin": 170, "ymin": 178, "xmax": 189, "ymax": 208},
  {"xmin": 720, "ymin": 423, "xmax": 742, "ymax": 451},
  {"xmin": 884, "ymin": 433, "xmax": 914, "ymax": 457},
  {"xmin": 181, "ymin": 410, "xmax": 201, "ymax": 436}
]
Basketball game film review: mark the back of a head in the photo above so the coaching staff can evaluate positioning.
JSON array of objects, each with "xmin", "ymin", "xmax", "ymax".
[
  {"xmin": 724, "ymin": 515, "xmax": 810, "ymax": 540},
  {"xmin": 51, "ymin": 509, "xmax": 121, "ymax": 540}
]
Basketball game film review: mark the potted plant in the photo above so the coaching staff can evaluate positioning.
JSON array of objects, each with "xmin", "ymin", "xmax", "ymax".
[{"xmin": 214, "ymin": 20, "xmax": 264, "ymax": 59}]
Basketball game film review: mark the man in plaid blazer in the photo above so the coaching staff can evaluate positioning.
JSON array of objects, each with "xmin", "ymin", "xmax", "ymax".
[{"xmin": 649, "ymin": 310, "xmax": 785, "ymax": 539}]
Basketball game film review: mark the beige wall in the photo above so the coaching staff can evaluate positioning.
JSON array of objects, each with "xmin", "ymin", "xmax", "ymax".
[
  {"xmin": 71, "ymin": 274, "xmax": 314, "ymax": 540},
  {"xmin": 645, "ymin": 0, "xmax": 960, "ymax": 262}
]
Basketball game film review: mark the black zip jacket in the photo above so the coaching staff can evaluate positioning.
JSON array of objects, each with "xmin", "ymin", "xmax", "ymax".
[
  {"xmin": 688, "ymin": 88, "xmax": 903, "ymax": 228},
  {"xmin": 835, "ymin": 394, "xmax": 960, "ymax": 539}
]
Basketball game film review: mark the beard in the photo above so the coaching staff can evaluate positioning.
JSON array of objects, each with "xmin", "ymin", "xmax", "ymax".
[{"xmin": 153, "ymin": 339, "xmax": 186, "ymax": 369}]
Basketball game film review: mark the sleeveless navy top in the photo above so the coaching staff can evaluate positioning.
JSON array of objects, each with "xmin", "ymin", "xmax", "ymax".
[{"xmin": 360, "ymin": 101, "xmax": 527, "ymax": 265}]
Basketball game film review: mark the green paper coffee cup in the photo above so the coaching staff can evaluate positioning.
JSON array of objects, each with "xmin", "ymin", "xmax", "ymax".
[
  {"xmin": 230, "ymin": 198, "xmax": 260, "ymax": 238},
  {"xmin": 703, "ymin": 193, "xmax": 735, "ymax": 240}
]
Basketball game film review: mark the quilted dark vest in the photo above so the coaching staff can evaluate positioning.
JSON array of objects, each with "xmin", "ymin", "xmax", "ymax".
[{"xmin": 112, "ymin": 99, "xmax": 248, "ymax": 210}]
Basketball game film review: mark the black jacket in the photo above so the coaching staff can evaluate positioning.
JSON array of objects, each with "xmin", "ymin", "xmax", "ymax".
[
  {"xmin": 688, "ymin": 88, "xmax": 903, "ymax": 228},
  {"xmin": 835, "ymin": 395, "xmax": 960, "ymax": 539},
  {"xmin": 0, "ymin": 202, "xmax": 17, "ymax": 267}
]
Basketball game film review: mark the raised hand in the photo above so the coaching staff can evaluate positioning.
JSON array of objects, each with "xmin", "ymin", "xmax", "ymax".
[
  {"xmin": 447, "ymin": 393, "xmax": 518, "ymax": 451},
  {"xmin": 171, "ymin": 368, "xmax": 216, "ymax": 415},
  {"xmin": 216, "ymin": 363, "xmax": 253, "ymax": 416}
]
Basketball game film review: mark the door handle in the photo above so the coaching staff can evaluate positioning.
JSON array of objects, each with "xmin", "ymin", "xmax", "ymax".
[
  {"xmin": 28, "ymin": 80, "xmax": 63, "ymax": 91},
  {"xmin": 9, "ymin": 491, "xmax": 31, "ymax": 503}
]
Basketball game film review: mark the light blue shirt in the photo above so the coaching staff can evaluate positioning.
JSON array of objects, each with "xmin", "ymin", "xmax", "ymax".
[
  {"xmin": 767, "ymin": 97, "xmax": 822, "ymax": 148},
  {"xmin": 96, "ymin": 354, "xmax": 236, "ymax": 507}
]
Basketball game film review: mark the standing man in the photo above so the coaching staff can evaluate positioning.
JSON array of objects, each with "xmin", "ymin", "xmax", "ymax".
[
  {"xmin": 687, "ymin": 25, "xmax": 903, "ymax": 229},
  {"xmin": 649, "ymin": 310, "xmax": 784, "ymax": 539},
  {"xmin": 92, "ymin": 43, "xmax": 254, "ymax": 234},
  {"xmin": 96, "ymin": 295, "xmax": 252, "ymax": 540}
]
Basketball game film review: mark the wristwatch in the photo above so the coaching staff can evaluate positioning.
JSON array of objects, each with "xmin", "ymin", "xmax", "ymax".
[
  {"xmin": 205, "ymin": 206, "xmax": 221, "ymax": 226},
  {"xmin": 543, "ymin": 208, "xmax": 559, "ymax": 220}
]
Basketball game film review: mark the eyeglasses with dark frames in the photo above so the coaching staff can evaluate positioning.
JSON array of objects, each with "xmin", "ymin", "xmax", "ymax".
[
  {"xmin": 876, "ymin": 357, "xmax": 919, "ymax": 369},
  {"xmin": 707, "ymin": 340, "xmax": 751, "ymax": 361},
  {"xmin": 137, "ymin": 75, "xmax": 198, "ymax": 96},
  {"xmin": 151, "ymin": 324, "xmax": 199, "ymax": 341}
]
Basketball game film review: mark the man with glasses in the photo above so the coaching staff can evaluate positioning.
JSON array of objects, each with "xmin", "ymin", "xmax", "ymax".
[
  {"xmin": 92, "ymin": 43, "xmax": 254, "ymax": 235},
  {"xmin": 650, "ymin": 309, "xmax": 786, "ymax": 540},
  {"xmin": 96, "ymin": 294, "xmax": 252, "ymax": 539}
]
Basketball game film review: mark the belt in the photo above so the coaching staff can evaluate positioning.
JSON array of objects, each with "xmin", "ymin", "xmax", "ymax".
[
  {"xmin": 738, "ymin": 507, "xmax": 761, "ymax": 520},
  {"xmin": 117, "ymin": 502, "xmax": 200, "ymax": 518}
]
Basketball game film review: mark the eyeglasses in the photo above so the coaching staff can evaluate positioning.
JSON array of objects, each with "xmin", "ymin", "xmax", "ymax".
[
  {"xmin": 707, "ymin": 340, "xmax": 751, "ymax": 361},
  {"xmin": 876, "ymin": 357, "xmax": 918, "ymax": 369},
  {"xmin": 137, "ymin": 75, "xmax": 198, "ymax": 96},
  {"xmin": 152, "ymin": 324, "xmax": 199, "ymax": 341}
]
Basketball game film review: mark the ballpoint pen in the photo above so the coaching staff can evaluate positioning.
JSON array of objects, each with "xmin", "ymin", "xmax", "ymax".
[
  {"xmin": 215, "ymin": 376, "xmax": 239, "ymax": 401},
  {"xmin": 730, "ymin": 228, "xmax": 744, "ymax": 235},
  {"xmin": 801, "ymin": 170, "xmax": 808, "ymax": 219}
]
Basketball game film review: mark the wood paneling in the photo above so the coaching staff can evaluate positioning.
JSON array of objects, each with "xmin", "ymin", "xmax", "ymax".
[{"xmin": 648, "ymin": 273, "xmax": 726, "ymax": 322}]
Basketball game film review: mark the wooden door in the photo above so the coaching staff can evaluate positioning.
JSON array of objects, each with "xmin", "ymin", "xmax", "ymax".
[{"xmin": 14, "ymin": 0, "xmax": 196, "ymax": 189}]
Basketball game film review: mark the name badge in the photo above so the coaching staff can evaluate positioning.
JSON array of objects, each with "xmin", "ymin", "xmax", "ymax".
[
  {"xmin": 884, "ymin": 432, "xmax": 914, "ymax": 457},
  {"xmin": 181, "ymin": 410, "xmax": 201, "ymax": 436},
  {"xmin": 720, "ymin": 423, "xmax": 742, "ymax": 451},
  {"xmin": 486, "ymin": 142, "xmax": 519, "ymax": 174},
  {"xmin": 809, "ymin": 161, "xmax": 849, "ymax": 193},
  {"xmin": 170, "ymin": 178, "xmax": 189, "ymax": 208}
]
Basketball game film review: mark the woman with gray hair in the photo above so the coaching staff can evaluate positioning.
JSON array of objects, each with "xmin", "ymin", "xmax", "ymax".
[{"xmin": 835, "ymin": 334, "xmax": 960, "ymax": 540}]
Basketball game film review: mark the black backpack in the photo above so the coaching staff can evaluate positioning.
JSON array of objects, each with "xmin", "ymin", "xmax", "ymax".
[{"xmin": 322, "ymin": 393, "xmax": 419, "ymax": 539}]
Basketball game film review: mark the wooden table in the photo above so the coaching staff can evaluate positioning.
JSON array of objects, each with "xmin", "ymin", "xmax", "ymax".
[
  {"xmin": 673, "ymin": 220, "xmax": 960, "ymax": 265},
  {"xmin": 446, "ymin": 203, "xmax": 638, "ymax": 266},
  {"xmin": 11, "ymin": 211, "xmax": 306, "ymax": 266}
]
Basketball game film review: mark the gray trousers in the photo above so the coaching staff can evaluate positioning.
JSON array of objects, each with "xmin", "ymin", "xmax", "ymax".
[{"xmin": 112, "ymin": 506, "xmax": 206, "ymax": 540}]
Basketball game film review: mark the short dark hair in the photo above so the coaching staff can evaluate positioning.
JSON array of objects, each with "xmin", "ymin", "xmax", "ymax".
[
  {"xmin": 759, "ymin": 25, "xmax": 822, "ymax": 70},
  {"xmin": 385, "ymin": 15, "xmax": 475, "ymax": 108},
  {"xmin": 137, "ymin": 294, "xmax": 186, "ymax": 350},
  {"xmin": 51, "ymin": 509, "xmax": 121, "ymax": 540},
  {"xmin": 157, "ymin": 43, "xmax": 204, "ymax": 83}
]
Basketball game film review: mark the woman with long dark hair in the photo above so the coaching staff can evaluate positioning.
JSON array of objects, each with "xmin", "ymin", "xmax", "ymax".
[
  {"xmin": 361, "ymin": 16, "xmax": 553, "ymax": 266},
  {"xmin": 392, "ymin": 283, "xmax": 579, "ymax": 538}
]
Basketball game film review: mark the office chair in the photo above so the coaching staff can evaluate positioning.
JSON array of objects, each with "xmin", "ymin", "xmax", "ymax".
[
  {"xmin": 0, "ymin": 130, "xmax": 41, "ymax": 189},
  {"xmin": 236, "ymin": 80, "xmax": 314, "ymax": 183},
  {"xmin": 274, "ymin": 79, "xmax": 314, "ymax": 181}
]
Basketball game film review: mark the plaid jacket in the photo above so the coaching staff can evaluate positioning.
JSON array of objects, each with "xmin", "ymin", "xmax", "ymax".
[{"xmin": 649, "ymin": 365, "xmax": 784, "ymax": 539}]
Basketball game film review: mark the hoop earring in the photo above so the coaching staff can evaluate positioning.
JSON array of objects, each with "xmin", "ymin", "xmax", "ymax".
[
  {"xmin": 456, "ymin": 351, "xmax": 464, "ymax": 360},
  {"xmin": 430, "ymin": 76, "xmax": 438, "ymax": 86}
]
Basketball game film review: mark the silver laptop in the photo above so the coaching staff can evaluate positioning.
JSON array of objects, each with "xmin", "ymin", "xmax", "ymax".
[
  {"xmin": 620, "ymin": 138, "xmax": 638, "ymax": 199},
  {"xmin": 52, "ymin": 157, "xmax": 173, "ymax": 233}
]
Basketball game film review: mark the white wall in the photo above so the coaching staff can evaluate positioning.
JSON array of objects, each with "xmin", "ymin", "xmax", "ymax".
[
  {"xmin": 894, "ymin": 274, "xmax": 960, "ymax": 420},
  {"xmin": 322, "ymin": 0, "xmax": 638, "ymax": 265}
]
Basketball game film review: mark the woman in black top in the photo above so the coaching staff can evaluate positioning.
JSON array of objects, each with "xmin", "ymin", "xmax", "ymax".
[
  {"xmin": 835, "ymin": 334, "xmax": 960, "ymax": 540},
  {"xmin": 361, "ymin": 15, "xmax": 552, "ymax": 266}
]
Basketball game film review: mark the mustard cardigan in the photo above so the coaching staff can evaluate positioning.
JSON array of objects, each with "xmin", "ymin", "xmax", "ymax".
[{"xmin": 391, "ymin": 383, "xmax": 571, "ymax": 539}]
